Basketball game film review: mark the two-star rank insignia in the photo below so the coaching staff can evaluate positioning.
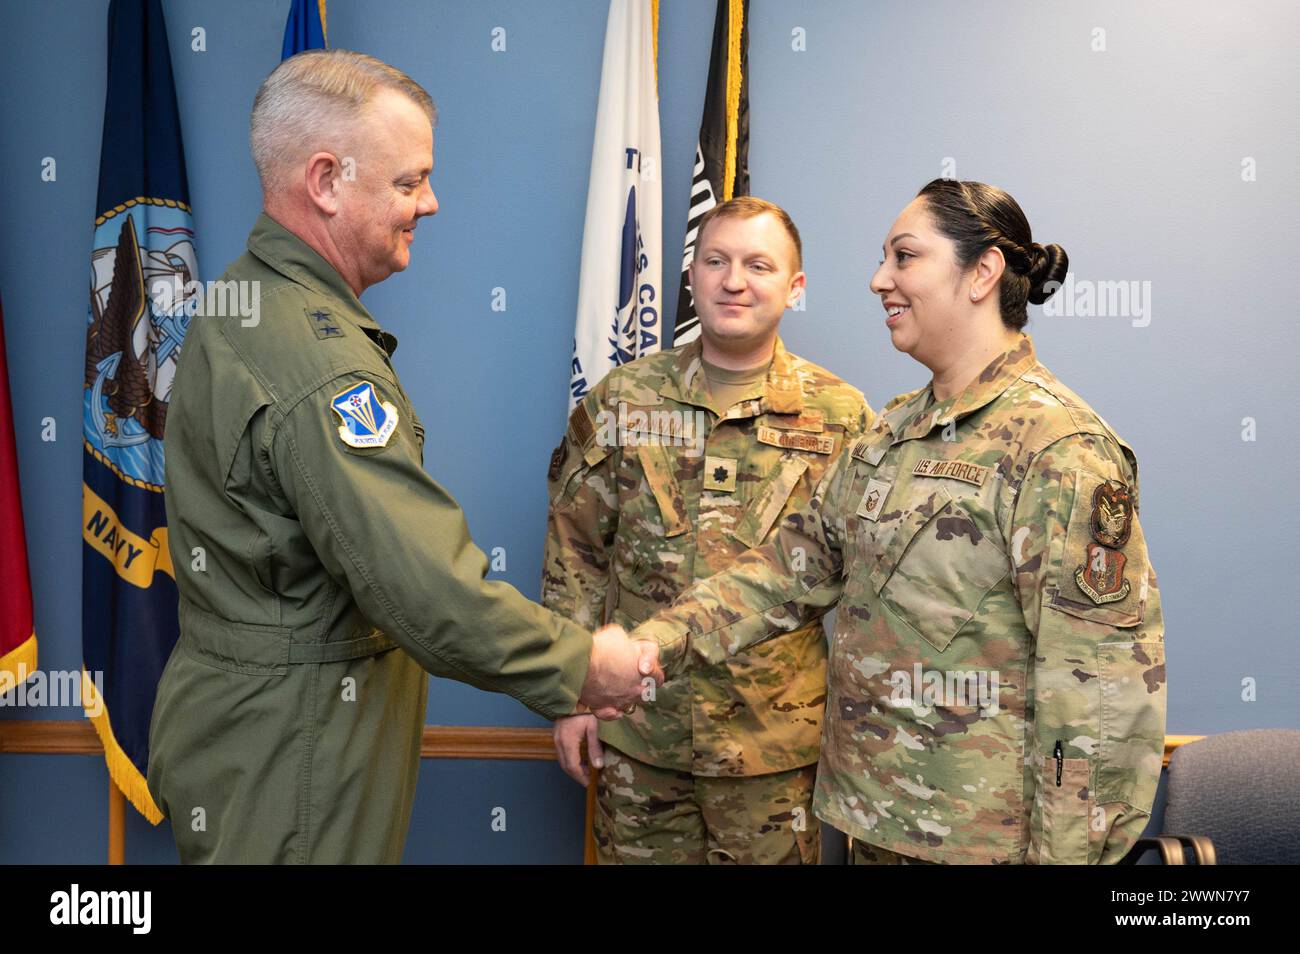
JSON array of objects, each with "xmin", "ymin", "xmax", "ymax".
[
  {"xmin": 1075, "ymin": 481, "xmax": 1134, "ymax": 603},
  {"xmin": 703, "ymin": 456, "xmax": 738, "ymax": 493},
  {"xmin": 307, "ymin": 308, "xmax": 344, "ymax": 340}
]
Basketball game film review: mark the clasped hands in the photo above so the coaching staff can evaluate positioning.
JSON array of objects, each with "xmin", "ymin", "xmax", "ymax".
[{"xmin": 576, "ymin": 624, "xmax": 664, "ymax": 721}]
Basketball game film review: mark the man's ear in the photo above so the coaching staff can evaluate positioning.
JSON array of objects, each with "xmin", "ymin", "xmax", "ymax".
[
  {"xmin": 304, "ymin": 152, "xmax": 342, "ymax": 216},
  {"xmin": 786, "ymin": 271, "xmax": 807, "ymax": 309}
]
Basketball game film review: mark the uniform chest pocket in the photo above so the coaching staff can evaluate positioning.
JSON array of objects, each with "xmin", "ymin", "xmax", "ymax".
[
  {"xmin": 864, "ymin": 484, "xmax": 1011, "ymax": 653},
  {"xmin": 732, "ymin": 455, "xmax": 810, "ymax": 549}
]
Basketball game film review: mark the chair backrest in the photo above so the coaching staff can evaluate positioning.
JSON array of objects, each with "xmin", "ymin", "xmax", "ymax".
[{"xmin": 1163, "ymin": 729, "xmax": 1300, "ymax": 864}]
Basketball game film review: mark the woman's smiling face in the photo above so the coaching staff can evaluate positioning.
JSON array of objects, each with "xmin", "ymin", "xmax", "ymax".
[{"xmin": 869, "ymin": 197, "xmax": 966, "ymax": 363}]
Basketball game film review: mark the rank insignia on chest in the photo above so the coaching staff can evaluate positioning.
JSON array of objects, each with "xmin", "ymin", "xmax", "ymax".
[
  {"xmin": 703, "ymin": 455, "xmax": 738, "ymax": 493},
  {"xmin": 331, "ymin": 381, "xmax": 398, "ymax": 449},
  {"xmin": 857, "ymin": 478, "xmax": 892, "ymax": 522},
  {"xmin": 1074, "ymin": 481, "xmax": 1134, "ymax": 603}
]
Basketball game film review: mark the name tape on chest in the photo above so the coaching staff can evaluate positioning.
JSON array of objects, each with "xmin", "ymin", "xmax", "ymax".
[
  {"xmin": 331, "ymin": 381, "xmax": 398, "ymax": 449},
  {"xmin": 756, "ymin": 425, "xmax": 835, "ymax": 455},
  {"xmin": 912, "ymin": 458, "xmax": 989, "ymax": 486}
]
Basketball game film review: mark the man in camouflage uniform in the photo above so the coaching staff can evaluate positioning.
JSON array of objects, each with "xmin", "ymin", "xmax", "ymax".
[
  {"xmin": 634, "ymin": 334, "xmax": 1166, "ymax": 864},
  {"xmin": 545, "ymin": 198, "xmax": 872, "ymax": 864}
]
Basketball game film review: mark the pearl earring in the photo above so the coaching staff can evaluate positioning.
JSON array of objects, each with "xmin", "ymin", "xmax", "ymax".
[{"xmin": 971, "ymin": 290, "xmax": 978, "ymax": 300}]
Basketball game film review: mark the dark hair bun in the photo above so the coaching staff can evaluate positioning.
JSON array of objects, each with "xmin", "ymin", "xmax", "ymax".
[{"xmin": 1027, "ymin": 242, "xmax": 1068, "ymax": 305}]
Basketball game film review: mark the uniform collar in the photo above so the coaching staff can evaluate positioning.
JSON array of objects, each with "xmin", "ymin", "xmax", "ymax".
[
  {"xmin": 246, "ymin": 211, "xmax": 398, "ymax": 355},
  {"xmin": 659, "ymin": 336, "xmax": 804, "ymax": 417},
  {"xmin": 885, "ymin": 334, "xmax": 1037, "ymax": 442}
]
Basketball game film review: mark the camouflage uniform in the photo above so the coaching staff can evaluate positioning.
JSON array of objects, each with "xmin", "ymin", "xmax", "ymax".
[
  {"xmin": 544, "ymin": 337, "xmax": 871, "ymax": 863},
  {"xmin": 635, "ymin": 336, "xmax": 1166, "ymax": 864}
]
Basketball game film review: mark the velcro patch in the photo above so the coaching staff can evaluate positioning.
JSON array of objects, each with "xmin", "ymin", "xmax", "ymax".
[
  {"xmin": 913, "ymin": 458, "xmax": 989, "ymax": 486},
  {"xmin": 757, "ymin": 425, "xmax": 835, "ymax": 455},
  {"xmin": 857, "ymin": 478, "xmax": 892, "ymax": 521},
  {"xmin": 548, "ymin": 442, "xmax": 567, "ymax": 481},
  {"xmin": 567, "ymin": 402, "xmax": 596, "ymax": 450},
  {"xmin": 703, "ymin": 456, "xmax": 738, "ymax": 493},
  {"xmin": 331, "ymin": 381, "xmax": 398, "ymax": 449}
]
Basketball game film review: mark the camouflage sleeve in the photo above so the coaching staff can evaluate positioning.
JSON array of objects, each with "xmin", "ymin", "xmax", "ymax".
[
  {"xmin": 541, "ymin": 384, "xmax": 617, "ymax": 629},
  {"xmin": 633, "ymin": 443, "xmax": 856, "ymax": 678},
  {"xmin": 1009, "ymin": 434, "xmax": 1166, "ymax": 865}
]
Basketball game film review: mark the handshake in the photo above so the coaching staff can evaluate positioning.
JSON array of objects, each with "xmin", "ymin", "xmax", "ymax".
[{"xmin": 576, "ymin": 624, "xmax": 665, "ymax": 721}]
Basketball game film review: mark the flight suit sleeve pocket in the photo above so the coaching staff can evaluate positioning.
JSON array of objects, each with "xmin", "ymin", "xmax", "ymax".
[{"xmin": 732, "ymin": 456, "xmax": 810, "ymax": 549}]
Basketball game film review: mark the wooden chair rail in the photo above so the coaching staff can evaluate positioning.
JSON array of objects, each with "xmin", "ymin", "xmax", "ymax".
[
  {"xmin": 1, "ymin": 721, "xmax": 1204, "ymax": 766},
  {"xmin": 0, "ymin": 721, "xmax": 1205, "ymax": 865}
]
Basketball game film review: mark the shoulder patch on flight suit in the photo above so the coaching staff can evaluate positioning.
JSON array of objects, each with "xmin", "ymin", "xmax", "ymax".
[
  {"xmin": 305, "ymin": 307, "xmax": 345, "ymax": 340},
  {"xmin": 330, "ymin": 381, "xmax": 398, "ymax": 448}
]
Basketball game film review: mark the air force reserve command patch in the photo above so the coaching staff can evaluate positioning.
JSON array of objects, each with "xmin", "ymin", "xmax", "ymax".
[{"xmin": 331, "ymin": 381, "xmax": 398, "ymax": 449}]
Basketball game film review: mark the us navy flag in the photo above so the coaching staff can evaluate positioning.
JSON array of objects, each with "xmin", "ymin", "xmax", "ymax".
[{"xmin": 82, "ymin": 0, "xmax": 197, "ymax": 823}]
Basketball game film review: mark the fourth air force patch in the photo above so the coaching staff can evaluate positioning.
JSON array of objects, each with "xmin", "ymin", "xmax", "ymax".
[{"xmin": 331, "ymin": 381, "xmax": 398, "ymax": 449}]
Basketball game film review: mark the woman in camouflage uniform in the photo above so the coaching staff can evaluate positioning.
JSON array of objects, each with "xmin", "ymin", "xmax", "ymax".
[{"xmin": 634, "ymin": 180, "xmax": 1166, "ymax": 864}]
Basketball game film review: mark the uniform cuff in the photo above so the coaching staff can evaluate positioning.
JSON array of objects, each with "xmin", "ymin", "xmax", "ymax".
[{"xmin": 631, "ymin": 620, "xmax": 690, "ymax": 678}]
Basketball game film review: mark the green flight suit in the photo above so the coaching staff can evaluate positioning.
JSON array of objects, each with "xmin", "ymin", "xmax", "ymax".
[{"xmin": 147, "ymin": 212, "xmax": 592, "ymax": 863}]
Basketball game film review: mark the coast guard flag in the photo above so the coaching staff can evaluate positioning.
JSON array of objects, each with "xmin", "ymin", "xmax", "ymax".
[
  {"xmin": 82, "ymin": 0, "xmax": 197, "ymax": 823},
  {"xmin": 568, "ymin": 0, "xmax": 663, "ymax": 409},
  {"xmin": 282, "ymin": 0, "xmax": 328, "ymax": 59},
  {"xmin": 673, "ymin": 0, "xmax": 750, "ymax": 345},
  {"xmin": 0, "ymin": 295, "xmax": 37, "ymax": 689}
]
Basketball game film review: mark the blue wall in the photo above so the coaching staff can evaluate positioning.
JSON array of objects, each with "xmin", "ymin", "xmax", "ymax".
[{"xmin": 1, "ymin": 0, "xmax": 1297, "ymax": 863}]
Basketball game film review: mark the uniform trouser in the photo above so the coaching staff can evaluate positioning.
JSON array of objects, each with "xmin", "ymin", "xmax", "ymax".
[{"xmin": 593, "ymin": 745, "xmax": 820, "ymax": 865}]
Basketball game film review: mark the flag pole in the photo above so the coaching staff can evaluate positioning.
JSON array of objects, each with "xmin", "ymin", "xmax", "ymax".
[{"xmin": 108, "ymin": 778, "xmax": 126, "ymax": 864}]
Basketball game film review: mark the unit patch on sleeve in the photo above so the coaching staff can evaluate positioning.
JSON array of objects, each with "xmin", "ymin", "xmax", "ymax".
[{"xmin": 331, "ymin": 381, "xmax": 398, "ymax": 449}]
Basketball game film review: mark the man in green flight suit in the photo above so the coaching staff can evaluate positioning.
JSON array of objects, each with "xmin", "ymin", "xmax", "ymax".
[{"xmin": 147, "ymin": 50, "xmax": 661, "ymax": 864}]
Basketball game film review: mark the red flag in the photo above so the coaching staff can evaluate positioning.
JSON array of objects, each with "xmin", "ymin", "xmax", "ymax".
[{"xmin": 0, "ymin": 294, "xmax": 37, "ymax": 686}]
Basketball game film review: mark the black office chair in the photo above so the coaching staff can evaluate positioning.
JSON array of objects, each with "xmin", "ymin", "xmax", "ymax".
[{"xmin": 1123, "ymin": 728, "xmax": 1300, "ymax": 864}]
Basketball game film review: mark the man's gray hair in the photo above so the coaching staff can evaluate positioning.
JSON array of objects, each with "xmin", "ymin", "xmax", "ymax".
[{"xmin": 250, "ymin": 49, "xmax": 436, "ymax": 191}]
